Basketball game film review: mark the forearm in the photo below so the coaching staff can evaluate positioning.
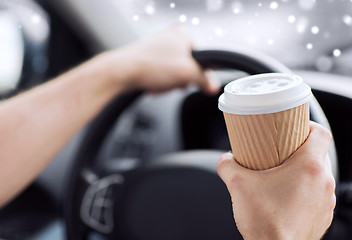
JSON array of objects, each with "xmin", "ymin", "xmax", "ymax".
[
  {"xmin": 0, "ymin": 28, "xmax": 216, "ymax": 208},
  {"xmin": 0, "ymin": 52, "xmax": 127, "ymax": 207}
]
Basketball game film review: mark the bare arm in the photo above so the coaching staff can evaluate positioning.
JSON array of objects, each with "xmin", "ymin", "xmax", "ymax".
[
  {"xmin": 0, "ymin": 28, "xmax": 219, "ymax": 207},
  {"xmin": 217, "ymin": 122, "xmax": 336, "ymax": 240}
]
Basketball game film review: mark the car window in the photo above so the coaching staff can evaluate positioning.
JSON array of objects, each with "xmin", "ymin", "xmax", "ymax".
[{"xmin": 116, "ymin": 0, "xmax": 352, "ymax": 73}]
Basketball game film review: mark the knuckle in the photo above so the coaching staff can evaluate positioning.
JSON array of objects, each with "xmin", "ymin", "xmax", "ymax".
[
  {"xmin": 327, "ymin": 193, "xmax": 337, "ymax": 213},
  {"xmin": 325, "ymin": 176, "xmax": 336, "ymax": 194},
  {"xmin": 216, "ymin": 162, "xmax": 225, "ymax": 176},
  {"xmin": 318, "ymin": 126, "xmax": 333, "ymax": 142},
  {"xmin": 216, "ymin": 155, "xmax": 232, "ymax": 175},
  {"xmin": 216, "ymin": 158, "xmax": 228, "ymax": 176},
  {"xmin": 217, "ymin": 154, "xmax": 243, "ymax": 186},
  {"xmin": 178, "ymin": 62, "xmax": 197, "ymax": 80},
  {"xmin": 303, "ymin": 158, "xmax": 324, "ymax": 177},
  {"xmin": 178, "ymin": 70, "xmax": 191, "ymax": 83},
  {"xmin": 228, "ymin": 173, "xmax": 243, "ymax": 186}
]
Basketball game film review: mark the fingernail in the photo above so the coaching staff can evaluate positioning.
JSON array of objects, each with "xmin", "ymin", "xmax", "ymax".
[{"xmin": 222, "ymin": 152, "xmax": 233, "ymax": 158}]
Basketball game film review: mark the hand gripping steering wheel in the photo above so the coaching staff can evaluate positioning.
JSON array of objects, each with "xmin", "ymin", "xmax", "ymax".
[{"xmin": 64, "ymin": 50, "xmax": 338, "ymax": 240}]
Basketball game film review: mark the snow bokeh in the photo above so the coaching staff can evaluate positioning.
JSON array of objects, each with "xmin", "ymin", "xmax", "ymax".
[{"xmin": 116, "ymin": 0, "xmax": 352, "ymax": 70}]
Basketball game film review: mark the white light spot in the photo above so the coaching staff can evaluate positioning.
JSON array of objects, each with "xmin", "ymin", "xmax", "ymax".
[
  {"xmin": 179, "ymin": 14, "xmax": 187, "ymax": 23},
  {"xmin": 270, "ymin": 1, "xmax": 279, "ymax": 9},
  {"xmin": 215, "ymin": 27, "xmax": 226, "ymax": 37},
  {"xmin": 298, "ymin": 0, "xmax": 316, "ymax": 10},
  {"xmin": 191, "ymin": 17, "xmax": 200, "ymax": 25},
  {"xmin": 233, "ymin": 8, "xmax": 240, "ymax": 14},
  {"xmin": 296, "ymin": 17, "xmax": 309, "ymax": 34},
  {"xmin": 206, "ymin": 0, "xmax": 223, "ymax": 11},
  {"xmin": 170, "ymin": 2, "xmax": 175, "ymax": 8},
  {"xmin": 31, "ymin": 14, "xmax": 41, "ymax": 24},
  {"xmin": 311, "ymin": 26, "xmax": 320, "ymax": 34},
  {"xmin": 288, "ymin": 15, "xmax": 296, "ymax": 23},
  {"xmin": 258, "ymin": 2, "xmax": 263, "ymax": 7},
  {"xmin": 132, "ymin": 15, "xmax": 139, "ymax": 21},
  {"xmin": 254, "ymin": 12, "xmax": 259, "ymax": 17},
  {"xmin": 306, "ymin": 43, "xmax": 313, "ymax": 50},
  {"xmin": 232, "ymin": 2, "xmax": 244, "ymax": 14},
  {"xmin": 267, "ymin": 39, "xmax": 274, "ymax": 45},
  {"xmin": 144, "ymin": 5, "xmax": 155, "ymax": 15},
  {"xmin": 333, "ymin": 49, "xmax": 341, "ymax": 57},
  {"xmin": 343, "ymin": 15, "xmax": 352, "ymax": 25}
]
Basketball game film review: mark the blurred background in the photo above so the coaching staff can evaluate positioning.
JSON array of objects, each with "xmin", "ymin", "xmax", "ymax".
[
  {"xmin": 113, "ymin": 0, "xmax": 352, "ymax": 72},
  {"xmin": 1, "ymin": 0, "xmax": 352, "ymax": 239},
  {"xmin": 1, "ymin": 0, "xmax": 352, "ymax": 98}
]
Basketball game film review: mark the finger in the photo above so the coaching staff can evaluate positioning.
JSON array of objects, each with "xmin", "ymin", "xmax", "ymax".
[
  {"xmin": 288, "ymin": 122, "xmax": 332, "ymax": 159},
  {"xmin": 325, "ymin": 155, "xmax": 333, "ymax": 175},
  {"xmin": 217, "ymin": 152, "xmax": 250, "ymax": 185},
  {"xmin": 196, "ymin": 70, "xmax": 221, "ymax": 95},
  {"xmin": 306, "ymin": 121, "xmax": 332, "ymax": 158},
  {"xmin": 217, "ymin": 153, "xmax": 237, "ymax": 183},
  {"xmin": 283, "ymin": 122, "xmax": 332, "ymax": 169}
]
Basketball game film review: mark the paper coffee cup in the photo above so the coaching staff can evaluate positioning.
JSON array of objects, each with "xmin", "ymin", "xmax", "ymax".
[{"xmin": 218, "ymin": 73, "xmax": 312, "ymax": 170}]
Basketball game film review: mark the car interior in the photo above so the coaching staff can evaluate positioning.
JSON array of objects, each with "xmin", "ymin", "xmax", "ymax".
[{"xmin": 1, "ymin": 0, "xmax": 352, "ymax": 239}]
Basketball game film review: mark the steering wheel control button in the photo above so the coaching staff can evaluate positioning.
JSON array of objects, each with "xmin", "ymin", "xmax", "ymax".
[
  {"xmin": 80, "ymin": 174, "xmax": 124, "ymax": 234},
  {"xmin": 218, "ymin": 73, "xmax": 312, "ymax": 170}
]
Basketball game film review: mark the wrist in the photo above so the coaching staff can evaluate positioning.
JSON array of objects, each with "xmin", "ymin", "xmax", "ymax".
[
  {"xmin": 243, "ymin": 225, "xmax": 294, "ymax": 240},
  {"xmin": 244, "ymin": 227, "xmax": 318, "ymax": 240},
  {"xmin": 98, "ymin": 47, "xmax": 143, "ymax": 93},
  {"xmin": 55, "ymin": 52, "xmax": 128, "ymax": 110}
]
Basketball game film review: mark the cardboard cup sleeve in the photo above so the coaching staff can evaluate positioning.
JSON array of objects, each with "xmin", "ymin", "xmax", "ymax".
[
  {"xmin": 218, "ymin": 73, "xmax": 312, "ymax": 170},
  {"xmin": 223, "ymin": 102, "xmax": 309, "ymax": 170}
]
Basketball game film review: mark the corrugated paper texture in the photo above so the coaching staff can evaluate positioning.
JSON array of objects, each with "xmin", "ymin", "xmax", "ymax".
[{"xmin": 223, "ymin": 102, "xmax": 310, "ymax": 170}]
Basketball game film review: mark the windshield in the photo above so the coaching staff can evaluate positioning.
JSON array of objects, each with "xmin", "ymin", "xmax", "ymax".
[{"xmin": 115, "ymin": 0, "xmax": 352, "ymax": 73}]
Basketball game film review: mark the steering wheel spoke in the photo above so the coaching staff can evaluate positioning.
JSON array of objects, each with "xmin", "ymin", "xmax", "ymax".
[{"xmin": 80, "ymin": 173, "xmax": 124, "ymax": 234}]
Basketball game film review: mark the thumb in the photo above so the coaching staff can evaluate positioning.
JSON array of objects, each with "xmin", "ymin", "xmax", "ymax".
[
  {"xmin": 283, "ymin": 121, "xmax": 332, "ymax": 167},
  {"xmin": 197, "ymin": 70, "xmax": 221, "ymax": 95},
  {"xmin": 217, "ymin": 152, "xmax": 251, "ymax": 186}
]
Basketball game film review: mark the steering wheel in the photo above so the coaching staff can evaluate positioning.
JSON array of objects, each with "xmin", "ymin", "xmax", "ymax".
[{"xmin": 64, "ymin": 50, "xmax": 338, "ymax": 240}]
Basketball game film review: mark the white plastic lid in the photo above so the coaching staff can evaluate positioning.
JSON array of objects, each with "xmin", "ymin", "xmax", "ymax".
[{"xmin": 218, "ymin": 73, "xmax": 312, "ymax": 115}]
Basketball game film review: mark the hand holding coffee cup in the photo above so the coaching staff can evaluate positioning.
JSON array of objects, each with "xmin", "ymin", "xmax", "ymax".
[{"xmin": 218, "ymin": 73, "xmax": 312, "ymax": 170}]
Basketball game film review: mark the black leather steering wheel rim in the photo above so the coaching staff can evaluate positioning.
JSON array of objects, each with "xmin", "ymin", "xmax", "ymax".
[{"xmin": 64, "ymin": 50, "xmax": 338, "ymax": 240}]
